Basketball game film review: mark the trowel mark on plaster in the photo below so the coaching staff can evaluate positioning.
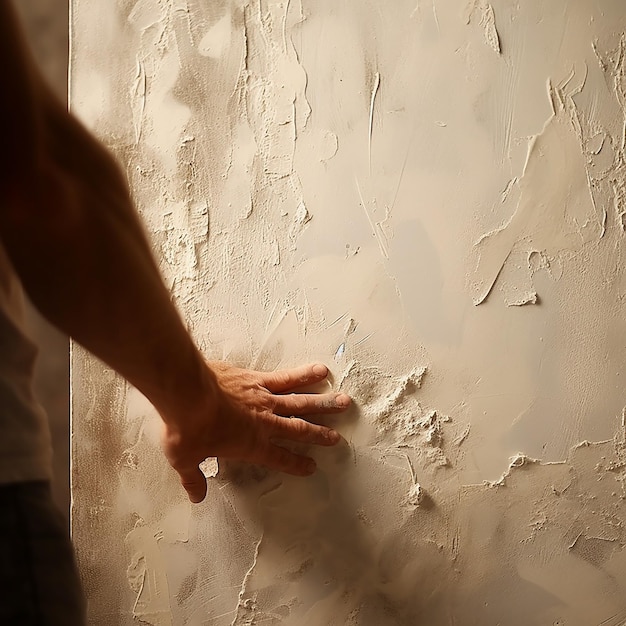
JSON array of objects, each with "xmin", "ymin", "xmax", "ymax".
[
  {"xmin": 608, "ymin": 407, "xmax": 626, "ymax": 498},
  {"xmin": 506, "ymin": 291, "xmax": 537, "ymax": 306},
  {"xmin": 126, "ymin": 522, "xmax": 173, "ymax": 626},
  {"xmin": 372, "ymin": 367, "xmax": 427, "ymax": 424},
  {"xmin": 410, "ymin": 0, "xmax": 440, "ymax": 30},
  {"xmin": 198, "ymin": 13, "xmax": 232, "ymax": 59},
  {"xmin": 250, "ymin": 302, "xmax": 310, "ymax": 370},
  {"xmin": 453, "ymin": 424, "xmax": 471, "ymax": 447},
  {"xmin": 334, "ymin": 317, "xmax": 359, "ymax": 361},
  {"xmin": 465, "ymin": 1, "xmax": 501, "ymax": 55},
  {"xmin": 336, "ymin": 359, "xmax": 358, "ymax": 392},
  {"xmin": 462, "ymin": 419, "xmax": 626, "ymax": 518},
  {"xmin": 607, "ymin": 33, "xmax": 626, "ymax": 121},
  {"xmin": 355, "ymin": 176, "xmax": 390, "ymax": 259},
  {"xmin": 235, "ymin": 0, "xmax": 314, "ymax": 259},
  {"xmin": 587, "ymin": 35, "xmax": 626, "ymax": 235},
  {"xmin": 185, "ymin": 0, "xmax": 317, "ymax": 352},
  {"xmin": 481, "ymin": 408, "xmax": 626, "ymax": 493},
  {"xmin": 569, "ymin": 533, "xmax": 619, "ymax": 568},
  {"xmin": 498, "ymin": 247, "xmax": 547, "ymax": 307},
  {"xmin": 471, "ymin": 78, "xmax": 603, "ymax": 306},
  {"xmin": 600, "ymin": 612, "xmax": 626, "ymax": 626},
  {"xmin": 404, "ymin": 454, "xmax": 426, "ymax": 507},
  {"xmin": 231, "ymin": 536, "xmax": 262, "ymax": 626},
  {"xmin": 131, "ymin": 59, "xmax": 147, "ymax": 143},
  {"xmin": 242, "ymin": 0, "xmax": 311, "ymax": 165},
  {"xmin": 129, "ymin": 12, "xmax": 193, "ymax": 176},
  {"xmin": 500, "ymin": 177, "xmax": 517, "ymax": 204},
  {"xmin": 479, "ymin": 4, "xmax": 500, "ymax": 55},
  {"xmin": 317, "ymin": 129, "xmax": 339, "ymax": 162},
  {"xmin": 368, "ymin": 71, "xmax": 381, "ymax": 176},
  {"xmin": 339, "ymin": 363, "xmax": 450, "ymax": 468},
  {"xmin": 361, "ymin": 72, "xmax": 397, "ymax": 260},
  {"xmin": 483, "ymin": 453, "xmax": 545, "ymax": 488}
]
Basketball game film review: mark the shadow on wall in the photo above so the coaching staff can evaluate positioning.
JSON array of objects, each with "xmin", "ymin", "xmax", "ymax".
[{"xmin": 13, "ymin": 0, "xmax": 70, "ymax": 519}]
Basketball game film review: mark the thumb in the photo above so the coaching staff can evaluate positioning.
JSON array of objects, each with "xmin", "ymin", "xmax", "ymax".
[{"xmin": 177, "ymin": 465, "xmax": 208, "ymax": 503}]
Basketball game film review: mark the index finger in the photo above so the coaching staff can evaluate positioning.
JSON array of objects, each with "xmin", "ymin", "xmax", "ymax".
[
  {"xmin": 272, "ymin": 391, "xmax": 351, "ymax": 416},
  {"xmin": 261, "ymin": 363, "xmax": 330, "ymax": 393}
]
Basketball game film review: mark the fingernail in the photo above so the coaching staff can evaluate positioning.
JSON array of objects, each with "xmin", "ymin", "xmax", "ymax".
[
  {"xmin": 312, "ymin": 364, "xmax": 328, "ymax": 377},
  {"xmin": 335, "ymin": 393, "xmax": 351, "ymax": 408},
  {"xmin": 306, "ymin": 459, "xmax": 317, "ymax": 474},
  {"xmin": 326, "ymin": 429, "xmax": 340, "ymax": 443}
]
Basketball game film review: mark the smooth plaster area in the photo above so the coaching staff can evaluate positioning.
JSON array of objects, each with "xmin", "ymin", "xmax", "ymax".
[{"xmin": 71, "ymin": 1, "xmax": 626, "ymax": 624}]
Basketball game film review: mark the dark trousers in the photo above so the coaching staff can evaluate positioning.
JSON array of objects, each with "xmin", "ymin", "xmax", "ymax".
[{"xmin": 0, "ymin": 481, "xmax": 86, "ymax": 625}]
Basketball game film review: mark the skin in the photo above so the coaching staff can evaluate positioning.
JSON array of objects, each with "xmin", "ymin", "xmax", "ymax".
[{"xmin": 0, "ymin": 2, "xmax": 351, "ymax": 504}]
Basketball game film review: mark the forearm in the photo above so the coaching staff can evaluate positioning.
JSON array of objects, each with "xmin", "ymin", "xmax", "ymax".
[
  {"xmin": 0, "ymin": 1, "xmax": 351, "ymax": 502},
  {"xmin": 0, "ymin": 94, "xmax": 214, "ymax": 420}
]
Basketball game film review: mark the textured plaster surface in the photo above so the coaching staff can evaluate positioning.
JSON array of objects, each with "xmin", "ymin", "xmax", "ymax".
[{"xmin": 72, "ymin": 1, "xmax": 626, "ymax": 623}]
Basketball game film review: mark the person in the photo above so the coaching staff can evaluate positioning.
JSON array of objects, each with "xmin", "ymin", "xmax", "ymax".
[{"xmin": 0, "ymin": 2, "xmax": 352, "ymax": 623}]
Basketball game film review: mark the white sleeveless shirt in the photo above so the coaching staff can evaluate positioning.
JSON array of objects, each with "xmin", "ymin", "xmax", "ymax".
[{"xmin": 0, "ymin": 240, "xmax": 52, "ymax": 484}]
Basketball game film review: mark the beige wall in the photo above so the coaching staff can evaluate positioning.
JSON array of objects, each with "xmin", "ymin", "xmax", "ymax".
[{"xmin": 72, "ymin": 1, "xmax": 626, "ymax": 623}]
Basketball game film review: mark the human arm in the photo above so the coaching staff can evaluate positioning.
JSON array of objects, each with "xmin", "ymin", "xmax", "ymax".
[{"xmin": 0, "ymin": 1, "xmax": 350, "ymax": 503}]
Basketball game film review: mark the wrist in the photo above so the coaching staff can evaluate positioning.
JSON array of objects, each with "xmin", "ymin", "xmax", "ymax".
[{"xmin": 151, "ymin": 346, "xmax": 219, "ymax": 429}]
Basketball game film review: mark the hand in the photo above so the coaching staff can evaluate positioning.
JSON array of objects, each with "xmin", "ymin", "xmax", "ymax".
[{"xmin": 161, "ymin": 362, "xmax": 351, "ymax": 503}]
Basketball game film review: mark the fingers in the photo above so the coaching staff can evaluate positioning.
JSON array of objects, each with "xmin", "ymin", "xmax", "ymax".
[
  {"xmin": 271, "ymin": 415, "xmax": 341, "ymax": 446},
  {"xmin": 263, "ymin": 444, "xmax": 318, "ymax": 476},
  {"xmin": 261, "ymin": 363, "xmax": 330, "ymax": 393},
  {"xmin": 272, "ymin": 391, "xmax": 351, "ymax": 416},
  {"xmin": 258, "ymin": 362, "xmax": 352, "ymax": 416},
  {"xmin": 176, "ymin": 465, "xmax": 208, "ymax": 504}
]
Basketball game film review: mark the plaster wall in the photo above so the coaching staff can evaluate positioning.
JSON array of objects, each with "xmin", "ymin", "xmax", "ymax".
[{"xmin": 71, "ymin": 1, "xmax": 626, "ymax": 624}]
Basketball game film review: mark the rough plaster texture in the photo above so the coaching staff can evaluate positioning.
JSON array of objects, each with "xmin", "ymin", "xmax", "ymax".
[{"xmin": 71, "ymin": 1, "xmax": 626, "ymax": 624}]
